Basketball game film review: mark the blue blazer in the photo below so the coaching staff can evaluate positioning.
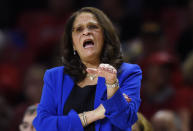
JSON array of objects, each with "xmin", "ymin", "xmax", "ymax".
[{"xmin": 33, "ymin": 63, "xmax": 142, "ymax": 131}]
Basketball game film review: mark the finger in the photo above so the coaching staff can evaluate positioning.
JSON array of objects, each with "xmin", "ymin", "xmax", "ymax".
[
  {"xmin": 108, "ymin": 65, "xmax": 117, "ymax": 74},
  {"xmin": 103, "ymin": 64, "xmax": 117, "ymax": 74},
  {"xmin": 123, "ymin": 94, "xmax": 130, "ymax": 100},
  {"xmin": 123, "ymin": 94, "xmax": 128, "ymax": 99},
  {"xmin": 123, "ymin": 93, "xmax": 131, "ymax": 103},
  {"xmin": 98, "ymin": 64, "xmax": 106, "ymax": 74},
  {"xmin": 107, "ymin": 68, "xmax": 113, "ymax": 73},
  {"xmin": 86, "ymin": 68, "xmax": 98, "ymax": 75},
  {"xmin": 97, "ymin": 67, "xmax": 105, "ymax": 76},
  {"xmin": 126, "ymin": 98, "xmax": 131, "ymax": 103},
  {"xmin": 104, "ymin": 64, "xmax": 111, "ymax": 71},
  {"xmin": 100, "ymin": 64, "xmax": 113, "ymax": 72},
  {"xmin": 123, "ymin": 93, "xmax": 127, "ymax": 96},
  {"xmin": 99, "ymin": 64, "xmax": 105, "ymax": 70},
  {"xmin": 124, "ymin": 96, "xmax": 131, "ymax": 103},
  {"xmin": 98, "ymin": 63, "xmax": 117, "ymax": 78}
]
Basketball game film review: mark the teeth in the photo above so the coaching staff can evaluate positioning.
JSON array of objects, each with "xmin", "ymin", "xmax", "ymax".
[{"xmin": 85, "ymin": 44, "xmax": 94, "ymax": 48}]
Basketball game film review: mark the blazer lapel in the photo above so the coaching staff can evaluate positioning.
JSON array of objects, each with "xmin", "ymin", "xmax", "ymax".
[
  {"xmin": 94, "ymin": 77, "xmax": 107, "ymax": 131},
  {"xmin": 60, "ymin": 75, "xmax": 74, "ymax": 115},
  {"xmin": 94, "ymin": 77, "xmax": 107, "ymax": 108}
]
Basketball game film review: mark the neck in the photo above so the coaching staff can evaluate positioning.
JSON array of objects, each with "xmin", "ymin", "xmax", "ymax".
[{"xmin": 82, "ymin": 59, "xmax": 100, "ymax": 69}]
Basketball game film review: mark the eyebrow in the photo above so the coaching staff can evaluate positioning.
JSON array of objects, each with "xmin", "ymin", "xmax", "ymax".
[
  {"xmin": 21, "ymin": 121, "xmax": 28, "ymax": 125},
  {"xmin": 73, "ymin": 21, "xmax": 99, "ymax": 28}
]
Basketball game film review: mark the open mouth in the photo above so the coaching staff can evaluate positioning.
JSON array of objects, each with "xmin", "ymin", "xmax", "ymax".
[{"xmin": 83, "ymin": 39, "xmax": 94, "ymax": 48}]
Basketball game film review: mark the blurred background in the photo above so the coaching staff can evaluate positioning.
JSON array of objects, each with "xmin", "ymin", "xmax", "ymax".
[{"xmin": 0, "ymin": 0, "xmax": 192, "ymax": 131}]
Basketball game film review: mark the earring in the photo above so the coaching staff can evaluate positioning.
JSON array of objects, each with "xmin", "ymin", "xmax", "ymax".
[{"xmin": 73, "ymin": 50, "xmax": 76, "ymax": 55}]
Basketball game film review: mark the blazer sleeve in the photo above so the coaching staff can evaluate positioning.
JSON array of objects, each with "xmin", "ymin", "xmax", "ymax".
[
  {"xmin": 33, "ymin": 70, "xmax": 84, "ymax": 131},
  {"xmin": 102, "ymin": 64, "xmax": 142, "ymax": 130}
]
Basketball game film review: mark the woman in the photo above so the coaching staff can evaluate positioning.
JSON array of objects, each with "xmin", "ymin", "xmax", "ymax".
[
  {"xmin": 33, "ymin": 7, "xmax": 142, "ymax": 131},
  {"xmin": 19, "ymin": 104, "xmax": 37, "ymax": 131}
]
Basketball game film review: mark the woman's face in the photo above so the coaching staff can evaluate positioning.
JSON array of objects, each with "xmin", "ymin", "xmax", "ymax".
[
  {"xmin": 72, "ymin": 12, "xmax": 104, "ymax": 63},
  {"xmin": 19, "ymin": 113, "xmax": 36, "ymax": 131}
]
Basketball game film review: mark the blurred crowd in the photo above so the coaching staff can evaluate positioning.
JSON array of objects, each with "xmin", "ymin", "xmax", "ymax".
[{"xmin": 0, "ymin": 0, "xmax": 193, "ymax": 131}]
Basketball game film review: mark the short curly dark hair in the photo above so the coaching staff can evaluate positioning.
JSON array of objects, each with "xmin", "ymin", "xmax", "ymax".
[{"xmin": 60, "ymin": 7, "xmax": 123, "ymax": 83}]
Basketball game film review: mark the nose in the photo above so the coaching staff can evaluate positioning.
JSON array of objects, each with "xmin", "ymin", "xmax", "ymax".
[{"xmin": 82, "ymin": 28, "xmax": 90, "ymax": 36}]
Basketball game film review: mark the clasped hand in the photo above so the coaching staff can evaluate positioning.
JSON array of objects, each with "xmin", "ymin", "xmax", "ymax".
[
  {"xmin": 86, "ymin": 63, "xmax": 117, "ymax": 84},
  {"xmin": 86, "ymin": 63, "xmax": 118, "ymax": 99}
]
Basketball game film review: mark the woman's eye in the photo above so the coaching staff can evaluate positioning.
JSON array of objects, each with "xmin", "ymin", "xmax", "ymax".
[
  {"xmin": 21, "ymin": 123, "xmax": 29, "ymax": 129},
  {"xmin": 76, "ymin": 27, "xmax": 83, "ymax": 32},
  {"xmin": 72, "ymin": 26, "xmax": 83, "ymax": 33},
  {"xmin": 88, "ymin": 25, "xmax": 98, "ymax": 30}
]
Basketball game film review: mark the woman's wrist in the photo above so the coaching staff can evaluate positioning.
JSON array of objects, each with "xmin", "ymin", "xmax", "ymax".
[
  {"xmin": 106, "ymin": 79, "xmax": 119, "ymax": 88},
  {"xmin": 79, "ymin": 111, "xmax": 94, "ymax": 127},
  {"xmin": 105, "ymin": 77, "xmax": 117, "ymax": 85},
  {"xmin": 106, "ymin": 78, "xmax": 119, "ymax": 99},
  {"xmin": 79, "ymin": 112, "xmax": 87, "ymax": 127},
  {"xmin": 78, "ymin": 105, "xmax": 105, "ymax": 127},
  {"xmin": 93, "ymin": 104, "xmax": 105, "ymax": 120}
]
